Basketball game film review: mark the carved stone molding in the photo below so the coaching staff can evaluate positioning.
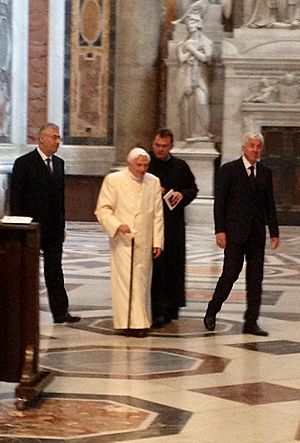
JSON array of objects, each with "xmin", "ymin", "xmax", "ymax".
[
  {"xmin": 221, "ymin": 27, "xmax": 300, "ymax": 163},
  {"xmin": 242, "ymin": 103, "xmax": 300, "ymax": 133}
]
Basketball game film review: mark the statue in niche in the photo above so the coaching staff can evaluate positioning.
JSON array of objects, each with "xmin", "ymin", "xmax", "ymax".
[
  {"xmin": 247, "ymin": 0, "xmax": 300, "ymax": 28},
  {"xmin": 177, "ymin": 0, "xmax": 227, "ymax": 23},
  {"xmin": 278, "ymin": 73, "xmax": 300, "ymax": 103},
  {"xmin": 244, "ymin": 78, "xmax": 279, "ymax": 103},
  {"xmin": 287, "ymin": 0, "xmax": 300, "ymax": 25},
  {"xmin": 174, "ymin": 3, "xmax": 214, "ymax": 140},
  {"xmin": 176, "ymin": 0, "xmax": 211, "ymax": 26}
]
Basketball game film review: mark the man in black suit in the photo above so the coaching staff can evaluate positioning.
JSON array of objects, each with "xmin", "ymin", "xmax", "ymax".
[
  {"xmin": 10, "ymin": 123, "xmax": 80, "ymax": 324},
  {"xmin": 204, "ymin": 132, "xmax": 280, "ymax": 336}
]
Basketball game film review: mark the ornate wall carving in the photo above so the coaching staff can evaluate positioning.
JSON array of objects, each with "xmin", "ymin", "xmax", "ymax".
[{"xmin": 221, "ymin": 27, "xmax": 300, "ymax": 164}]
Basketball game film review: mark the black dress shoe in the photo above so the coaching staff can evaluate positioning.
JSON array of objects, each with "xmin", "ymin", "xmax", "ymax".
[
  {"xmin": 169, "ymin": 308, "xmax": 179, "ymax": 320},
  {"xmin": 243, "ymin": 322, "xmax": 268, "ymax": 336},
  {"xmin": 152, "ymin": 316, "xmax": 166, "ymax": 328},
  {"xmin": 117, "ymin": 329, "xmax": 129, "ymax": 336},
  {"xmin": 204, "ymin": 314, "xmax": 216, "ymax": 331},
  {"xmin": 126, "ymin": 329, "xmax": 148, "ymax": 338},
  {"xmin": 54, "ymin": 313, "xmax": 81, "ymax": 324},
  {"xmin": 65, "ymin": 313, "xmax": 81, "ymax": 323},
  {"xmin": 163, "ymin": 316, "xmax": 173, "ymax": 325}
]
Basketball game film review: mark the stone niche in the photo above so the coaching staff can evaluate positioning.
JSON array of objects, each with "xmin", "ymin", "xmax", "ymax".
[
  {"xmin": 222, "ymin": 27, "xmax": 300, "ymax": 164},
  {"xmin": 166, "ymin": 3, "xmax": 224, "ymax": 224}
]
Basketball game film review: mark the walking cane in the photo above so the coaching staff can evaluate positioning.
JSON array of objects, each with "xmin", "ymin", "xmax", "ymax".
[{"xmin": 127, "ymin": 236, "xmax": 135, "ymax": 333}]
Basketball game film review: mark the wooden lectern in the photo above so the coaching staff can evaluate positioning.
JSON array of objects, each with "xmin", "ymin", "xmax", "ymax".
[{"xmin": 0, "ymin": 222, "xmax": 53, "ymax": 409}]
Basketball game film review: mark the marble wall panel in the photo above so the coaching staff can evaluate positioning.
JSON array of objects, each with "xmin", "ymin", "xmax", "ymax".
[
  {"xmin": 27, "ymin": 0, "xmax": 48, "ymax": 143},
  {"xmin": 64, "ymin": 0, "xmax": 116, "ymax": 145},
  {"xmin": 0, "ymin": 0, "xmax": 12, "ymax": 143}
]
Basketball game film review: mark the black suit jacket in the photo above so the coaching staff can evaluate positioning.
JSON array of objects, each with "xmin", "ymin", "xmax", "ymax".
[
  {"xmin": 10, "ymin": 149, "xmax": 65, "ymax": 242},
  {"xmin": 214, "ymin": 157, "xmax": 279, "ymax": 245}
]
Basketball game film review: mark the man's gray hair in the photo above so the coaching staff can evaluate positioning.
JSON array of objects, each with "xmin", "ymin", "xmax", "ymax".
[
  {"xmin": 243, "ymin": 132, "xmax": 264, "ymax": 146},
  {"xmin": 127, "ymin": 147, "xmax": 150, "ymax": 162},
  {"xmin": 39, "ymin": 123, "xmax": 59, "ymax": 138}
]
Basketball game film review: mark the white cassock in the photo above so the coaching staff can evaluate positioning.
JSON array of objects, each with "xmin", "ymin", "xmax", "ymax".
[{"xmin": 95, "ymin": 168, "xmax": 164, "ymax": 329}]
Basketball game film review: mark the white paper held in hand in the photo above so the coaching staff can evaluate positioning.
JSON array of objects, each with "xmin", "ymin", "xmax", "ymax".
[{"xmin": 163, "ymin": 189, "xmax": 179, "ymax": 211}]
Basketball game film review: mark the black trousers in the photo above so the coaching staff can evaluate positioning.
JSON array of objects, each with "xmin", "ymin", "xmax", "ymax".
[
  {"xmin": 42, "ymin": 238, "xmax": 69, "ymax": 320},
  {"xmin": 151, "ymin": 249, "xmax": 185, "ymax": 321},
  {"xmin": 151, "ymin": 253, "xmax": 169, "ymax": 320},
  {"xmin": 208, "ymin": 229, "xmax": 265, "ymax": 323}
]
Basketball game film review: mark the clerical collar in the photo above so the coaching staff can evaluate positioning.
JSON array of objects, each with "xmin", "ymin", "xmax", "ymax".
[{"xmin": 155, "ymin": 153, "xmax": 171, "ymax": 162}]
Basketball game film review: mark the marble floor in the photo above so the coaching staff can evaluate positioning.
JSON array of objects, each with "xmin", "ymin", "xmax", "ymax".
[{"xmin": 0, "ymin": 222, "xmax": 299, "ymax": 443}]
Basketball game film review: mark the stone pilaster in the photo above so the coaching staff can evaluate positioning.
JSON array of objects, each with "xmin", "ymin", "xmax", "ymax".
[{"xmin": 114, "ymin": 0, "xmax": 163, "ymax": 163}]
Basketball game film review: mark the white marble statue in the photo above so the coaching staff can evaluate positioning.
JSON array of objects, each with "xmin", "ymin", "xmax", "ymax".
[
  {"xmin": 178, "ymin": 0, "xmax": 226, "ymax": 17},
  {"xmin": 247, "ymin": 0, "xmax": 300, "ymax": 28},
  {"xmin": 176, "ymin": 0, "xmax": 211, "ymax": 24},
  {"xmin": 287, "ymin": 0, "xmax": 300, "ymax": 24},
  {"xmin": 0, "ymin": 72, "xmax": 10, "ymax": 137},
  {"xmin": 175, "ymin": 5, "xmax": 213, "ymax": 140}
]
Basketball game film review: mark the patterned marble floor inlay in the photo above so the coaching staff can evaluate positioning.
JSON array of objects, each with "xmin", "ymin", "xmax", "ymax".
[
  {"xmin": 1, "ymin": 223, "xmax": 300, "ymax": 442},
  {"xmin": 0, "ymin": 393, "xmax": 191, "ymax": 442},
  {"xmin": 192, "ymin": 382, "xmax": 300, "ymax": 405},
  {"xmin": 69, "ymin": 316, "xmax": 244, "ymax": 337},
  {"xmin": 40, "ymin": 346, "xmax": 230, "ymax": 379},
  {"xmin": 228, "ymin": 339, "xmax": 300, "ymax": 354}
]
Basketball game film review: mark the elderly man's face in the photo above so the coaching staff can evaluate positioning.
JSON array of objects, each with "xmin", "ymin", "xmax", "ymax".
[
  {"xmin": 128, "ymin": 155, "xmax": 149, "ymax": 179},
  {"xmin": 242, "ymin": 138, "xmax": 262, "ymax": 165}
]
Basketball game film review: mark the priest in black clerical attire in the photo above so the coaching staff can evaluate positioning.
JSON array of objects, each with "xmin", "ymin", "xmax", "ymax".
[{"xmin": 148, "ymin": 128, "xmax": 198, "ymax": 327}]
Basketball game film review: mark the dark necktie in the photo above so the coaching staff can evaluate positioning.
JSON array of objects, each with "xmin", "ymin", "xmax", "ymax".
[
  {"xmin": 249, "ymin": 165, "xmax": 256, "ymax": 188},
  {"xmin": 45, "ymin": 158, "xmax": 52, "ymax": 173}
]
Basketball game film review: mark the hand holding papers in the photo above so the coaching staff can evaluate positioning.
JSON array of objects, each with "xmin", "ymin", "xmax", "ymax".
[{"xmin": 163, "ymin": 189, "xmax": 180, "ymax": 210}]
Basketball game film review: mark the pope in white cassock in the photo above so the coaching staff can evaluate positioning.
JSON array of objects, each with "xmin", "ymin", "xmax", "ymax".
[{"xmin": 95, "ymin": 148, "xmax": 164, "ymax": 337}]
